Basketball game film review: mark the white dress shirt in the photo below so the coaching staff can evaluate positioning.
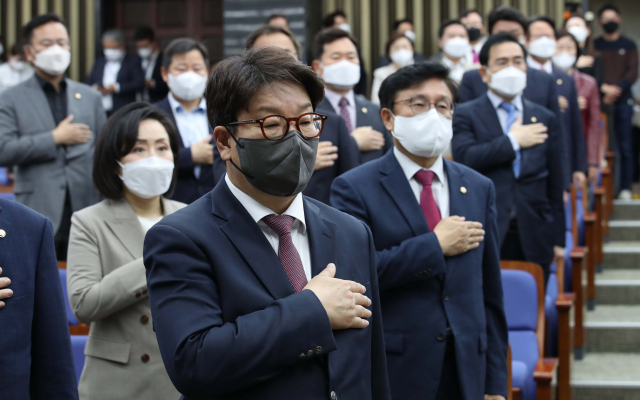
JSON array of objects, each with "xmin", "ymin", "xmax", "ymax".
[
  {"xmin": 138, "ymin": 215, "xmax": 163, "ymax": 234},
  {"xmin": 487, "ymin": 90, "xmax": 523, "ymax": 153},
  {"xmin": 140, "ymin": 51, "xmax": 159, "ymax": 101},
  {"xmin": 168, "ymin": 93, "xmax": 209, "ymax": 179},
  {"xmin": 325, "ymin": 88, "xmax": 357, "ymax": 128},
  {"xmin": 102, "ymin": 59, "xmax": 122, "ymax": 111},
  {"xmin": 0, "ymin": 62, "xmax": 34, "ymax": 93},
  {"xmin": 225, "ymin": 174, "xmax": 312, "ymax": 281},
  {"xmin": 393, "ymin": 147, "xmax": 450, "ymax": 218},
  {"xmin": 527, "ymin": 55, "xmax": 553, "ymax": 74},
  {"xmin": 441, "ymin": 55, "xmax": 468, "ymax": 83},
  {"xmin": 466, "ymin": 37, "xmax": 487, "ymax": 66}
]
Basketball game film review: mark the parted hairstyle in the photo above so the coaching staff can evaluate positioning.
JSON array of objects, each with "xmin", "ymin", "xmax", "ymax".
[
  {"xmin": 479, "ymin": 32, "xmax": 527, "ymax": 66},
  {"xmin": 556, "ymin": 30, "xmax": 581, "ymax": 68},
  {"xmin": 598, "ymin": 4, "xmax": 620, "ymax": 20},
  {"xmin": 439, "ymin": 19, "xmax": 466, "ymax": 38},
  {"xmin": 385, "ymin": 31, "xmax": 414, "ymax": 60},
  {"xmin": 245, "ymin": 25, "xmax": 302, "ymax": 60},
  {"xmin": 93, "ymin": 102, "xmax": 180, "ymax": 200},
  {"xmin": 206, "ymin": 46, "xmax": 325, "ymax": 130},
  {"xmin": 378, "ymin": 62, "xmax": 459, "ymax": 112},
  {"xmin": 526, "ymin": 15, "xmax": 557, "ymax": 36},
  {"xmin": 162, "ymin": 38, "xmax": 209, "ymax": 69},
  {"xmin": 488, "ymin": 6, "xmax": 527, "ymax": 35},
  {"xmin": 23, "ymin": 13, "xmax": 69, "ymax": 44},
  {"xmin": 313, "ymin": 28, "xmax": 359, "ymax": 60}
]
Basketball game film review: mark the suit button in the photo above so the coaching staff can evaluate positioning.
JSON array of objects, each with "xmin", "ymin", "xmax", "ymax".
[
  {"xmin": 443, "ymin": 294, "xmax": 449, "ymax": 302},
  {"xmin": 437, "ymin": 333, "xmax": 445, "ymax": 341},
  {"xmin": 140, "ymin": 315, "xmax": 149, "ymax": 325},
  {"xmin": 141, "ymin": 354, "xmax": 150, "ymax": 363},
  {"xmin": 307, "ymin": 350, "xmax": 314, "ymax": 357},
  {"xmin": 142, "ymin": 289, "xmax": 148, "ymax": 295},
  {"xmin": 315, "ymin": 346, "xmax": 323, "ymax": 355},
  {"xmin": 331, "ymin": 391, "xmax": 337, "ymax": 400},
  {"xmin": 299, "ymin": 353, "xmax": 306, "ymax": 360},
  {"xmin": 135, "ymin": 292, "xmax": 141, "ymax": 298}
]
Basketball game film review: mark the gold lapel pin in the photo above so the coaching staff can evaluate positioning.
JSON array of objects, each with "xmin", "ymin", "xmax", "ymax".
[
  {"xmin": 557, "ymin": 79, "xmax": 563, "ymax": 85},
  {"xmin": 460, "ymin": 187, "xmax": 467, "ymax": 194},
  {"xmin": 531, "ymin": 116, "xmax": 537, "ymax": 123},
  {"xmin": 75, "ymin": 93, "xmax": 82, "ymax": 99},
  {"xmin": 362, "ymin": 107, "xmax": 368, "ymax": 114},
  {"xmin": 0, "ymin": 229, "xmax": 6, "ymax": 238}
]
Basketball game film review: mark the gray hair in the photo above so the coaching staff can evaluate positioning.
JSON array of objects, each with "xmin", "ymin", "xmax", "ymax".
[
  {"xmin": 102, "ymin": 29, "xmax": 125, "ymax": 45},
  {"xmin": 162, "ymin": 38, "xmax": 210, "ymax": 69}
]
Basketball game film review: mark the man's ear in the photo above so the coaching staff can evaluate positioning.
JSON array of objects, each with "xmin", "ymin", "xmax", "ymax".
[
  {"xmin": 437, "ymin": 38, "xmax": 444, "ymax": 51},
  {"xmin": 160, "ymin": 66, "xmax": 169, "ymax": 83},
  {"xmin": 214, "ymin": 126, "xmax": 233, "ymax": 162},
  {"xmin": 380, "ymin": 108, "xmax": 395, "ymax": 132},
  {"xmin": 312, "ymin": 59, "xmax": 323, "ymax": 75},
  {"xmin": 479, "ymin": 65, "xmax": 490, "ymax": 84}
]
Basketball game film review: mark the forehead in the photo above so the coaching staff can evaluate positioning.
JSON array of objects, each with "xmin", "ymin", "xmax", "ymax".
[
  {"xmin": 324, "ymin": 37, "xmax": 357, "ymax": 54},
  {"xmin": 601, "ymin": 10, "xmax": 619, "ymax": 20},
  {"xmin": 566, "ymin": 17, "xmax": 586, "ymax": 27},
  {"xmin": 529, "ymin": 20, "xmax": 555, "ymax": 34},
  {"xmin": 170, "ymin": 49, "xmax": 206, "ymax": 65},
  {"xmin": 557, "ymin": 36, "xmax": 576, "ymax": 47},
  {"xmin": 492, "ymin": 20, "xmax": 524, "ymax": 34},
  {"xmin": 462, "ymin": 12, "xmax": 482, "ymax": 23},
  {"xmin": 391, "ymin": 37, "xmax": 412, "ymax": 48},
  {"xmin": 398, "ymin": 21, "xmax": 413, "ymax": 30},
  {"xmin": 247, "ymin": 81, "xmax": 311, "ymax": 113},
  {"xmin": 489, "ymin": 41, "xmax": 524, "ymax": 60},
  {"xmin": 394, "ymin": 78, "xmax": 453, "ymax": 101},
  {"xmin": 254, "ymin": 33, "xmax": 296, "ymax": 51},
  {"xmin": 138, "ymin": 119, "xmax": 169, "ymax": 140},
  {"xmin": 444, "ymin": 23, "xmax": 467, "ymax": 36},
  {"xmin": 32, "ymin": 21, "xmax": 68, "ymax": 40}
]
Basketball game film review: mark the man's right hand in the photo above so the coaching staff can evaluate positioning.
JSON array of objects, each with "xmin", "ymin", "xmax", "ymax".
[
  {"xmin": 191, "ymin": 135, "xmax": 214, "ymax": 165},
  {"xmin": 351, "ymin": 126, "xmax": 385, "ymax": 152},
  {"xmin": 433, "ymin": 216, "xmax": 485, "ymax": 257},
  {"xmin": 315, "ymin": 141, "xmax": 339, "ymax": 170},
  {"xmin": 52, "ymin": 115, "xmax": 92, "ymax": 145},
  {"xmin": 510, "ymin": 118, "xmax": 548, "ymax": 149},
  {"xmin": 303, "ymin": 263, "xmax": 371, "ymax": 330},
  {"xmin": 0, "ymin": 267, "xmax": 12, "ymax": 309}
]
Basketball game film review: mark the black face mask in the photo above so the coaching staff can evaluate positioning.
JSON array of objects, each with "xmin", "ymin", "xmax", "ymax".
[
  {"xmin": 603, "ymin": 21, "xmax": 619, "ymax": 33},
  {"xmin": 467, "ymin": 27, "xmax": 482, "ymax": 42},
  {"xmin": 228, "ymin": 129, "xmax": 318, "ymax": 197}
]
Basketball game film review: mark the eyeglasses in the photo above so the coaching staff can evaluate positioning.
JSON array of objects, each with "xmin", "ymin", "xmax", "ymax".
[
  {"xmin": 227, "ymin": 113, "xmax": 328, "ymax": 141},
  {"xmin": 394, "ymin": 97, "xmax": 456, "ymax": 117}
]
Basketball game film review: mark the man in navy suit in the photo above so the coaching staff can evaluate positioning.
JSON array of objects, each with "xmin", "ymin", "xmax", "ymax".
[
  {"xmin": 154, "ymin": 38, "xmax": 224, "ymax": 204},
  {"xmin": 525, "ymin": 16, "xmax": 589, "ymax": 188},
  {"xmin": 0, "ymin": 198, "xmax": 79, "ymax": 399},
  {"xmin": 87, "ymin": 29, "xmax": 144, "ymax": 115},
  {"xmin": 452, "ymin": 33, "xmax": 566, "ymax": 282},
  {"xmin": 312, "ymin": 29, "xmax": 393, "ymax": 164},
  {"xmin": 331, "ymin": 61, "xmax": 508, "ymax": 400},
  {"xmin": 143, "ymin": 47, "xmax": 390, "ymax": 400},
  {"xmin": 245, "ymin": 25, "xmax": 361, "ymax": 204}
]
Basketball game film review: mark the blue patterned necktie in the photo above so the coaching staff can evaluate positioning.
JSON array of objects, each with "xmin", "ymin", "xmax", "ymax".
[{"xmin": 499, "ymin": 102, "xmax": 522, "ymax": 178}]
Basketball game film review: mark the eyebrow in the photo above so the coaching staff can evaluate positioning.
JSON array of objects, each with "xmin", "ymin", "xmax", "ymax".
[{"xmin": 136, "ymin": 138, "xmax": 168, "ymax": 144}]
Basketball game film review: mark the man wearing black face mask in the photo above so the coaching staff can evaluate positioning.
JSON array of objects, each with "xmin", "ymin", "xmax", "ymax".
[
  {"xmin": 460, "ymin": 9, "xmax": 487, "ymax": 67},
  {"xmin": 143, "ymin": 46, "xmax": 391, "ymax": 400},
  {"xmin": 594, "ymin": 4, "xmax": 638, "ymax": 200}
]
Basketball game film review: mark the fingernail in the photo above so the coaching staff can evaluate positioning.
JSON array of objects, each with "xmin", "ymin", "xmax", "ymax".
[
  {"xmin": 365, "ymin": 320, "xmax": 369, "ymax": 326},
  {"xmin": 4, "ymin": 278, "xmax": 10, "ymax": 285},
  {"xmin": 0, "ymin": 302, "xmax": 4, "ymax": 308},
  {"xmin": 5, "ymin": 289, "xmax": 12, "ymax": 297}
]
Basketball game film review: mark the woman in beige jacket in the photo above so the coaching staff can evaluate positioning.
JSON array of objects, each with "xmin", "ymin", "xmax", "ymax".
[{"xmin": 67, "ymin": 103, "xmax": 185, "ymax": 400}]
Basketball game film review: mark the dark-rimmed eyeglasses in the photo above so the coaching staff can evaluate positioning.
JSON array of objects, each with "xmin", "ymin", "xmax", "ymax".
[
  {"xmin": 393, "ymin": 97, "xmax": 456, "ymax": 117},
  {"xmin": 227, "ymin": 113, "xmax": 328, "ymax": 141}
]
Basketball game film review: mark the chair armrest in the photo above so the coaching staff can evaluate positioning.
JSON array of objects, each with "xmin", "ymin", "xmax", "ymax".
[
  {"xmin": 534, "ymin": 358, "xmax": 557, "ymax": 382},
  {"xmin": 584, "ymin": 212, "xmax": 596, "ymax": 223},
  {"xmin": 70, "ymin": 323, "xmax": 90, "ymax": 335},
  {"xmin": 571, "ymin": 247, "xmax": 587, "ymax": 259},
  {"xmin": 556, "ymin": 293, "xmax": 574, "ymax": 310}
]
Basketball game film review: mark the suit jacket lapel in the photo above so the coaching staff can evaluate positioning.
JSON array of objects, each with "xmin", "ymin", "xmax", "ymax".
[
  {"xmin": 520, "ymin": 99, "xmax": 535, "ymax": 176},
  {"xmin": 354, "ymin": 96, "xmax": 369, "ymax": 128},
  {"xmin": 443, "ymin": 160, "xmax": 468, "ymax": 285},
  {"xmin": 478, "ymin": 94, "xmax": 504, "ymax": 139},
  {"xmin": 304, "ymin": 199, "xmax": 336, "ymax": 278},
  {"xmin": 104, "ymin": 199, "xmax": 145, "ymax": 259},
  {"xmin": 24, "ymin": 76, "xmax": 56, "ymax": 129},
  {"xmin": 212, "ymin": 181, "xmax": 295, "ymax": 300},
  {"xmin": 0, "ymin": 205, "xmax": 9, "ymax": 267}
]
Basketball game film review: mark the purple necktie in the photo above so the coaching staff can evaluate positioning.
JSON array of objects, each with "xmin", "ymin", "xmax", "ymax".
[
  {"xmin": 472, "ymin": 49, "xmax": 479, "ymax": 64},
  {"xmin": 262, "ymin": 214, "xmax": 308, "ymax": 293},
  {"xmin": 339, "ymin": 97, "xmax": 353, "ymax": 133},
  {"xmin": 414, "ymin": 170, "xmax": 442, "ymax": 231}
]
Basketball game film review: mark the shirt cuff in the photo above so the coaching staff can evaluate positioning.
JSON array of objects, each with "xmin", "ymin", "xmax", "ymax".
[{"xmin": 507, "ymin": 132, "xmax": 521, "ymax": 152}]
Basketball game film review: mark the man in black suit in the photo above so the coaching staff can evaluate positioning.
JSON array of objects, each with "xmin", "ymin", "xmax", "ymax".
[
  {"xmin": 134, "ymin": 26, "xmax": 169, "ymax": 103},
  {"xmin": 87, "ymin": 29, "xmax": 144, "ymax": 115},
  {"xmin": 525, "ymin": 16, "xmax": 588, "ymax": 188},
  {"xmin": 245, "ymin": 25, "xmax": 360, "ymax": 204},
  {"xmin": 452, "ymin": 33, "xmax": 565, "ymax": 283},
  {"xmin": 312, "ymin": 28, "xmax": 393, "ymax": 164}
]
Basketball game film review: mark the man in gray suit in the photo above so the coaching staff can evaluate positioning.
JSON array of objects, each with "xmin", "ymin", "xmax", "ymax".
[{"xmin": 0, "ymin": 13, "xmax": 106, "ymax": 260}]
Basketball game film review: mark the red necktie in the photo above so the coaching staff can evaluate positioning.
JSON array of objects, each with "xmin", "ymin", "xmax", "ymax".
[
  {"xmin": 472, "ymin": 49, "xmax": 479, "ymax": 64},
  {"xmin": 262, "ymin": 215, "xmax": 308, "ymax": 293},
  {"xmin": 414, "ymin": 170, "xmax": 442, "ymax": 231}
]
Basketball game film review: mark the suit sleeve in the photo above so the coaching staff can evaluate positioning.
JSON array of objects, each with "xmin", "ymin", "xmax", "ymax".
[
  {"xmin": 143, "ymin": 224, "xmax": 338, "ymax": 397},
  {"xmin": 86, "ymin": 63, "xmax": 99, "ymax": 86},
  {"xmin": 0, "ymin": 95, "xmax": 58, "ymax": 166},
  {"xmin": 94, "ymin": 93, "xmax": 107, "ymax": 134},
  {"xmin": 29, "ymin": 218, "xmax": 80, "ymax": 400},
  {"xmin": 336, "ymin": 115, "xmax": 360, "ymax": 173},
  {"xmin": 568, "ymin": 80, "xmax": 589, "ymax": 174},
  {"xmin": 458, "ymin": 71, "xmax": 477, "ymax": 103},
  {"xmin": 546, "ymin": 76, "xmax": 571, "ymax": 189},
  {"xmin": 330, "ymin": 176, "xmax": 447, "ymax": 293},
  {"xmin": 482, "ymin": 183, "xmax": 509, "ymax": 397},
  {"xmin": 66, "ymin": 213, "xmax": 148, "ymax": 324},
  {"xmin": 363, "ymin": 222, "xmax": 392, "ymax": 400},
  {"xmin": 586, "ymin": 79, "xmax": 602, "ymax": 166},
  {"xmin": 451, "ymin": 107, "xmax": 516, "ymax": 172},
  {"xmin": 618, "ymin": 46, "xmax": 638, "ymax": 92},
  {"xmin": 117, "ymin": 58, "xmax": 145, "ymax": 95},
  {"xmin": 546, "ymin": 114, "xmax": 566, "ymax": 247}
]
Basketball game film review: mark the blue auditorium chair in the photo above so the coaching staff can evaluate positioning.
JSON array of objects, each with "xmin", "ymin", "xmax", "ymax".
[
  {"xmin": 0, "ymin": 168, "xmax": 9, "ymax": 186},
  {"xmin": 70, "ymin": 335, "xmax": 87, "ymax": 383},
  {"xmin": 0, "ymin": 192, "xmax": 14, "ymax": 200}
]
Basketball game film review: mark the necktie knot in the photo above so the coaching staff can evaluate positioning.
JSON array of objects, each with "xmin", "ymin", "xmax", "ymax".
[
  {"xmin": 262, "ymin": 214, "xmax": 295, "ymax": 237},
  {"xmin": 499, "ymin": 102, "xmax": 516, "ymax": 113},
  {"xmin": 414, "ymin": 170, "xmax": 436, "ymax": 186},
  {"xmin": 339, "ymin": 97, "xmax": 349, "ymax": 107}
]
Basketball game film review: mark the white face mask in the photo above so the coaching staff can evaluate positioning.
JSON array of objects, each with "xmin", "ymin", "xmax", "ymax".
[
  {"xmin": 528, "ymin": 36, "xmax": 557, "ymax": 59},
  {"xmin": 322, "ymin": 60, "xmax": 361, "ymax": 90},
  {"xmin": 390, "ymin": 49, "xmax": 413, "ymax": 67},
  {"xmin": 487, "ymin": 66, "xmax": 528, "ymax": 97},
  {"xmin": 137, "ymin": 47, "xmax": 152, "ymax": 59},
  {"xmin": 568, "ymin": 26, "xmax": 589, "ymax": 43},
  {"xmin": 404, "ymin": 30, "xmax": 417, "ymax": 42},
  {"xmin": 104, "ymin": 48, "xmax": 124, "ymax": 62},
  {"xmin": 392, "ymin": 109, "xmax": 453, "ymax": 158},
  {"xmin": 443, "ymin": 37, "xmax": 470, "ymax": 59},
  {"xmin": 118, "ymin": 156, "xmax": 174, "ymax": 199},
  {"xmin": 167, "ymin": 71, "xmax": 207, "ymax": 102},
  {"xmin": 10, "ymin": 60, "xmax": 27, "ymax": 71},
  {"xmin": 552, "ymin": 52, "xmax": 577, "ymax": 71},
  {"xmin": 338, "ymin": 23, "xmax": 351, "ymax": 33},
  {"xmin": 518, "ymin": 38, "xmax": 527, "ymax": 46},
  {"xmin": 30, "ymin": 45, "xmax": 71, "ymax": 76}
]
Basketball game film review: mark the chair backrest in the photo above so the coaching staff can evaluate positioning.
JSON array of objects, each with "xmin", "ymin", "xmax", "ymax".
[
  {"xmin": 0, "ymin": 168, "xmax": 9, "ymax": 186},
  {"xmin": 70, "ymin": 335, "xmax": 87, "ymax": 383},
  {"xmin": 501, "ymin": 261, "xmax": 546, "ymax": 360},
  {"xmin": 58, "ymin": 269, "xmax": 79, "ymax": 326}
]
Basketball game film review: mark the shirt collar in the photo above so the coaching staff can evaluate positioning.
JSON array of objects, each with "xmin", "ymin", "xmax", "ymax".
[
  {"xmin": 324, "ymin": 88, "xmax": 355, "ymax": 111},
  {"xmin": 36, "ymin": 74, "xmax": 67, "ymax": 92},
  {"xmin": 527, "ymin": 55, "xmax": 553, "ymax": 74},
  {"xmin": 442, "ymin": 54, "xmax": 466, "ymax": 68},
  {"xmin": 487, "ymin": 89, "xmax": 523, "ymax": 112},
  {"xmin": 472, "ymin": 37, "xmax": 486, "ymax": 53},
  {"xmin": 224, "ymin": 174, "xmax": 306, "ymax": 233},
  {"xmin": 393, "ymin": 147, "xmax": 446, "ymax": 187},
  {"xmin": 168, "ymin": 92, "xmax": 206, "ymax": 114}
]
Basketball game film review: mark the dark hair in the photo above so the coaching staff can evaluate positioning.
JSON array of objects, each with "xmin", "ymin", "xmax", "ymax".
[
  {"xmin": 439, "ymin": 19, "xmax": 466, "ymax": 38},
  {"xmin": 459, "ymin": 9, "xmax": 482, "ymax": 21},
  {"xmin": 598, "ymin": 4, "xmax": 620, "ymax": 20},
  {"xmin": 162, "ymin": 38, "xmax": 209, "ymax": 69},
  {"xmin": 313, "ymin": 28, "xmax": 358, "ymax": 60},
  {"xmin": 526, "ymin": 15, "xmax": 556, "ymax": 36},
  {"xmin": 378, "ymin": 62, "xmax": 459, "ymax": 112},
  {"xmin": 479, "ymin": 32, "xmax": 527, "ymax": 66},
  {"xmin": 10, "ymin": 43, "xmax": 24, "ymax": 57},
  {"xmin": 488, "ymin": 6, "xmax": 526, "ymax": 35},
  {"xmin": 393, "ymin": 18, "xmax": 414, "ymax": 31},
  {"xmin": 245, "ymin": 25, "xmax": 302, "ymax": 60},
  {"xmin": 266, "ymin": 14, "xmax": 288, "ymax": 24},
  {"xmin": 206, "ymin": 47, "xmax": 325, "ymax": 130},
  {"xmin": 385, "ymin": 31, "xmax": 414, "ymax": 59},
  {"xmin": 93, "ymin": 102, "xmax": 179, "ymax": 200},
  {"xmin": 134, "ymin": 26, "xmax": 155, "ymax": 42},
  {"xmin": 556, "ymin": 30, "xmax": 580, "ymax": 67},
  {"xmin": 322, "ymin": 10, "xmax": 347, "ymax": 28},
  {"xmin": 23, "ymin": 13, "xmax": 69, "ymax": 44}
]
